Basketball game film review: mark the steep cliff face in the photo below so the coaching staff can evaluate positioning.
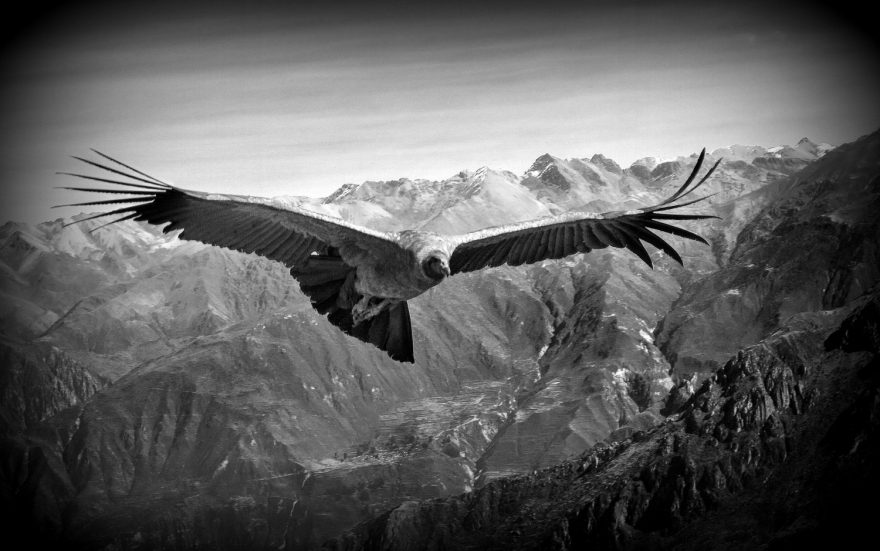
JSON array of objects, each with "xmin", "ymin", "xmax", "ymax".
[
  {"xmin": 0, "ymin": 339, "xmax": 104, "ymax": 432},
  {"xmin": 54, "ymin": 262, "xmax": 570, "ymax": 548},
  {"xmin": 656, "ymin": 131, "xmax": 880, "ymax": 380},
  {"xmin": 0, "ymin": 338, "xmax": 104, "ymax": 547},
  {"xmin": 475, "ymin": 249, "xmax": 680, "ymax": 484},
  {"xmin": 325, "ymin": 288, "xmax": 880, "ymax": 551},
  {"xmin": 322, "ymin": 132, "xmax": 878, "ymax": 550},
  {"xmin": 0, "ymin": 136, "xmax": 861, "ymax": 549}
]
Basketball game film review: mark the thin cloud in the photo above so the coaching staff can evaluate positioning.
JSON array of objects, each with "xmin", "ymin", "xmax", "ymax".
[{"xmin": 2, "ymin": 1, "xmax": 878, "ymax": 224}]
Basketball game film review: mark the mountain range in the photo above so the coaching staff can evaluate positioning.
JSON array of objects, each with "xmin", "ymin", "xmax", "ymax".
[{"xmin": 1, "ymin": 133, "xmax": 876, "ymax": 550}]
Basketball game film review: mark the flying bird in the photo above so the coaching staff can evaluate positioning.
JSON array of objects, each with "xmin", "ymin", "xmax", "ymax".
[{"xmin": 58, "ymin": 150, "xmax": 720, "ymax": 363}]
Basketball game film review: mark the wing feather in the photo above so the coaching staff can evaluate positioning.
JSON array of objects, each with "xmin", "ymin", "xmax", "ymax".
[
  {"xmin": 521, "ymin": 232, "xmax": 540, "ymax": 264},
  {"xmin": 553, "ymin": 226, "xmax": 567, "ymax": 258},
  {"xmin": 589, "ymin": 221, "xmax": 621, "ymax": 248},
  {"xmin": 300, "ymin": 237, "xmax": 326, "ymax": 264},
  {"xmin": 532, "ymin": 228, "xmax": 547, "ymax": 258},
  {"xmin": 640, "ymin": 219, "xmax": 709, "ymax": 244},
  {"xmin": 261, "ymin": 231, "xmax": 292, "ymax": 258},
  {"xmin": 562, "ymin": 225, "xmax": 574, "ymax": 256},
  {"xmin": 617, "ymin": 220, "xmax": 683, "ymax": 265},
  {"xmin": 246, "ymin": 224, "xmax": 283, "ymax": 255},
  {"xmin": 522, "ymin": 232, "xmax": 540, "ymax": 263},
  {"xmin": 498, "ymin": 239, "xmax": 518, "ymax": 265},
  {"xmin": 471, "ymin": 242, "xmax": 493, "ymax": 269},
  {"xmin": 508, "ymin": 232, "xmax": 530, "ymax": 266},
  {"xmin": 256, "ymin": 227, "xmax": 292, "ymax": 257},
  {"xmin": 603, "ymin": 221, "xmax": 629, "ymax": 248},
  {"xmin": 60, "ymin": 151, "xmax": 402, "ymax": 269},
  {"xmin": 484, "ymin": 240, "xmax": 507, "ymax": 268},
  {"xmin": 222, "ymin": 218, "xmax": 255, "ymax": 250},
  {"xmin": 279, "ymin": 237, "xmax": 314, "ymax": 267},
  {"xmin": 241, "ymin": 221, "xmax": 278, "ymax": 254},
  {"xmin": 243, "ymin": 220, "xmax": 277, "ymax": 252},
  {"xmin": 572, "ymin": 224, "xmax": 590, "ymax": 253},
  {"xmin": 449, "ymin": 148, "xmax": 720, "ymax": 273},
  {"xmin": 541, "ymin": 227, "xmax": 556, "ymax": 259},
  {"xmin": 471, "ymin": 249, "xmax": 487, "ymax": 269},
  {"xmin": 453, "ymin": 249, "xmax": 472, "ymax": 271},
  {"xmin": 616, "ymin": 225, "xmax": 653, "ymax": 268},
  {"xmin": 581, "ymin": 225, "xmax": 606, "ymax": 250},
  {"xmin": 272, "ymin": 234, "xmax": 305, "ymax": 265},
  {"xmin": 501, "ymin": 237, "xmax": 520, "ymax": 267}
]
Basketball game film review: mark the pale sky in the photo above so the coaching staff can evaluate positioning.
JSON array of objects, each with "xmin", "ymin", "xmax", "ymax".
[{"xmin": 2, "ymin": 0, "xmax": 878, "ymax": 224}]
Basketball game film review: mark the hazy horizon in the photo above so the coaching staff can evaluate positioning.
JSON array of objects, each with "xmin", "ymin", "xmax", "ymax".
[{"xmin": 2, "ymin": 0, "xmax": 878, "ymax": 225}]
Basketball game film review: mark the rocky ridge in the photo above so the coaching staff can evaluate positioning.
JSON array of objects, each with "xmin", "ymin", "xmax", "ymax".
[{"xmin": 326, "ymin": 289, "xmax": 879, "ymax": 550}]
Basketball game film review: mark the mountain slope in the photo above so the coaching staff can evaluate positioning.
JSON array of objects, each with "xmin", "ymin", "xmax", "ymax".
[
  {"xmin": 324, "ymin": 131, "xmax": 880, "ymax": 550},
  {"xmin": 326, "ymin": 290, "xmax": 879, "ymax": 550},
  {"xmin": 656, "ymin": 131, "xmax": 880, "ymax": 380},
  {"xmin": 0, "ymin": 135, "xmax": 858, "ymax": 549}
]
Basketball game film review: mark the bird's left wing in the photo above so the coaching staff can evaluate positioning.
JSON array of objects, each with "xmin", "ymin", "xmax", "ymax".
[
  {"xmin": 448, "ymin": 149, "xmax": 720, "ymax": 273},
  {"xmin": 57, "ymin": 150, "xmax": 402, "ymax": 268}
]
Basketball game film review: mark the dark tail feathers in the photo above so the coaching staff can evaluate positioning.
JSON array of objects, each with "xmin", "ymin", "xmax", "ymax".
[{"xmin": 291, "ymin": 254, "xmax": 414, "ymax": 363}]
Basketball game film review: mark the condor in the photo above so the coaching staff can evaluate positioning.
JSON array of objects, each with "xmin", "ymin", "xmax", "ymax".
[{"xmin": 59, "ymin": 149, "xmax": 719, "ymax": 362}]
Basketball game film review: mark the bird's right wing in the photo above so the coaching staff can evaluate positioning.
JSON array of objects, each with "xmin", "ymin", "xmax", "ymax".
[
  {"xmin": 57, "ymin": 150, "xmax": 403, "ymax": 269},
  {"xmin": 448, "ymin": 149, "xmax": 721, "ymax": 273}
]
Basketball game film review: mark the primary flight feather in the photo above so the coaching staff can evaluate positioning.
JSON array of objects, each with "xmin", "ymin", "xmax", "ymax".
[{"xmin": 58, "ymin": 149, "xmax": 720, "ymax": 363}]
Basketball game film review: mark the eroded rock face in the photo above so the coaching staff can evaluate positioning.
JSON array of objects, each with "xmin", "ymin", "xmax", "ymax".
[
  {"xmin": 656, "ymin": 131, "xmax": 880, "ymax": 381},
  {"xmin": 0, "ymin": 339, "xmax": 104, "ymax": 433},
  {"xmin": 0, "ymin": 339, "xmax": 104, "ymax": 546},
  {"xmin": 325, "ymin": 292, "xmax": 879, "ymax": 550}
]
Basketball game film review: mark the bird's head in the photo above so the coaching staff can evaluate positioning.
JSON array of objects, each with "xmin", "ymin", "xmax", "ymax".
[
  {"xmin": 398, "ymin": 230, "xmax": 452, "ymax": 283},
  {"xmin": 421, "ymin": 254, "xmax": 450, "ymax": 281}
]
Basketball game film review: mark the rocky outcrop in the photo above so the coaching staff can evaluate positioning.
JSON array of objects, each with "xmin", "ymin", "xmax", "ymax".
[
  {"xmin": 473, "ymin": 250, "xmax": 680, "ymax": 484},
  {"xmin": 325, "ymin": 291, "xmax": 879, "ymax": 550},
  {"xmin": 0, "ymin": 339, "xmax": 105, "ymax": 547},
  {"xmin": 750, "ymin": 156, "xmax": 811, "ymax": 174},
  {"xmin": 0, "ymin": 339, "xmax": 103, "ymax": 433},
  {"xmin": 650, "ymin": 161, "xmax": 682, "ymax": 181},
  {"xmin": 589, "ymin": 154, "xmax": 622, "ymax": 175},
  {"xmin": 656, "ymin": 131, "xmax": 880, "ymax": 380}
]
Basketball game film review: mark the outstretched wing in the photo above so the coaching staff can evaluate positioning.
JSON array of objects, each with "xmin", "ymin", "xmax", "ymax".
[
  {"xmin": 58, "ymin": 151, "xmax": 416, "ymax": 362},
  {"xmin": 57, "ymin": 150, "xmax": 402, "ymax": 269},
  {"xmin": 448, "ymin": 149, "xmax": 720, "ymax": 273}
]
